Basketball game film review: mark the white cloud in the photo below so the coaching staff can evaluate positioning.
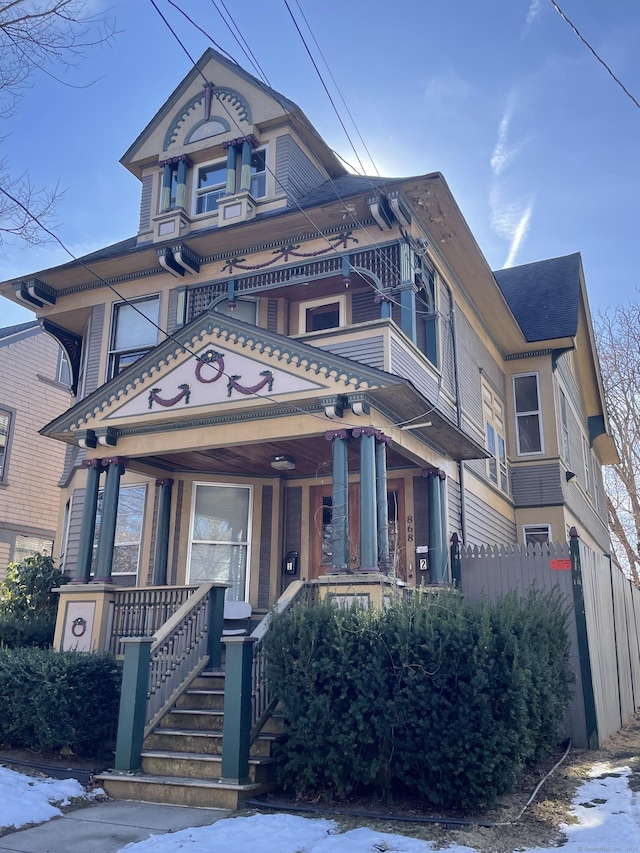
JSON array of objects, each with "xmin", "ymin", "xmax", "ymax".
[
  {"xmin": 490, "ymin": 92, "xmax": 519, "ymax": 176},
  {"xmin": 525, "ymin": 0, "xmax": 542, "ymax": 28},
  {"xmin": 423, "ymin": 69, "xmax": 472, "ymax": 111},
  {"xmin": 490, "ymin": 186, "xmax": 535, "ymax": 268}
]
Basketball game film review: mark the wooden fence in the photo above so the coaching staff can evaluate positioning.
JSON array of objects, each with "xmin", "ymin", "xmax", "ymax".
[{"xmin": 456, "ymin": 535, "xmax": 640, "ymax": 749}]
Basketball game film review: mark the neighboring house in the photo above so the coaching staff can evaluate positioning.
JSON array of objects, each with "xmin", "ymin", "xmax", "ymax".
[
  {"xmin": 0, "ymin": 48, "xmax": 617, "ymax": 609},
  {"xmin": 0, "ymin": 321, "xmax": 71, "ymax": 575}
]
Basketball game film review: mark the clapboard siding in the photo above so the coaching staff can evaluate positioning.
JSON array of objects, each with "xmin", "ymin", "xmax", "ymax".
[
  {"xmin": 351, "ymin": 289, "xmax": 379, "ymax": 324},
  {"xmin": 61, "ymin": 488, "xmax": 85, "ymax": 576},
  {"xmin": 562, "ymin": 475, "xmax": 610, "ymax": 551},
  {"xmin": 267, "ymin": 299, "xmax": 278, "ymax": 333},
  {"xmin": 166, "ymin": 287, "xmax": 182, "ymax": 334},
  {"xmin": 283, "ymin": 486, "xmax": 302, "ymax": 589},
  {"xmin": 146, "ymin": 482, "xmax": 160, "ymax": 585},
  {"xmin": 275, "ymin": 135, "xmax": 325, "ymax": 205},
  {"xmin": 511, "ymin": 464, "xmax": 564, "ymax": 507},
  {"xmin": 464, "ymin": 491, "xmax": 516, "ymax": 546},
  {"xmin": 447, "ymin": 475, "xmax": 462, "ymax": 538},
  {"xmin": 170, "ymin": 480, "xmax": 184, "ymax": 585},
  {"xmin": 439, "ymin": 282, "xmax": 456, "ymax": 399},
  {"xmin": 455, "ymin": 309, "xmax": 505, "ymax": 432},
  {"xmin": 258, "ymin": 485, "xmax": 273, "ymax": 609},
  {"xmin": 138, "ymin": 174, "xmax": 153, "ymax": 234},
  {"xmin": 83, "ymin": 304, "xmax": 105, "ymax": 397},
  {"xmin": 58, "ymin": 444, "xmax": 84, "ymax": 487},
  {"xmin": 316, "ymin": 335, "xmax": 384, "ymax": 371},
  {"xmin": 390, "ymin": 338, "xmax": 457, "ymax": 421}
]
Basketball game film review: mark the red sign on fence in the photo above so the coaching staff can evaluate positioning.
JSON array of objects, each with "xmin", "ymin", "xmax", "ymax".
[{"xmin": 550, "ymin": 558, "xmax": 572, "ymax": 571}]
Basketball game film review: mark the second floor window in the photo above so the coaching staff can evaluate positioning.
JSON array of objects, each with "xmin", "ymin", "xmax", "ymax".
[
  {"xmin": 195, "ymin": 161, "xmax": 227, "ymax": 214},
  {"xmin": 108, "ymin": 296, "xmax": 160, "ymax": 379},
  {"xmin": 482, "ymin": 381, "xmax": 508, "ymax": 492},
  {"xmin": 513, "ymin": 373, "xmax": 543, "ymax": 455}
]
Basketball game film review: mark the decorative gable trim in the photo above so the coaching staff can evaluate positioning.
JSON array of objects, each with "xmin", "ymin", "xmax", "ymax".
[{"xmin": 163, "ymin": 86, "xmax": 251, "ymax": 151}]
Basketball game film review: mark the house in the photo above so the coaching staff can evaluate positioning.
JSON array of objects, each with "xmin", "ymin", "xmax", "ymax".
[
  {"xmin": 0, "ymin": 48, "xmax": 619, "ymax": 805},
  {"xmin": 0, "ymin": 321, "xmax": 71, "ymax": 576}
]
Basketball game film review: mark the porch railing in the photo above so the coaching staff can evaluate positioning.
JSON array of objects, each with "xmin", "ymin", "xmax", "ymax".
[{"xmin": 109, "ymin": 585, "xmax": 198, "ymax": 657}]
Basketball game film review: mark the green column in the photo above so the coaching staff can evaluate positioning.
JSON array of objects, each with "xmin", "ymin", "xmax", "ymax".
[
  {"xmin": 160, "ymin": 162, "xmax": 173, "ymax": 211},
  {"xmin": 94, "ymin": 457, "xmax": 125, "ymax": 583},
  {"xmin": 375, "ymin": 434, "xmax": 390, "ymax": 572},
  {"xmin": 399, "ymin": 286, "xmax": 417, "ymax": 343},
  {"xmin": 427, "ymin": 471, "xmax": 444, "ymax": 583},
  {"xmin": 175, "ymin": 157, "xmax": 188, "ymax": 209},
  {"xmin": 225, "ymin": 145, "xmax": 236, "ymax": 194},
  {"xmin": 207, "ymin": 584, "xmax": 227, "ymax": 670},
  {"xmin": 439, "ymin": 475, "xmax": 450, "ymax": 582},
  {"xmin": 570, "ymin": 527, "xmax": 599, "ymax": 749},
  {"xmin": 152, "ymin": 478, "xmax": 173, "ymax": 586},
  {"xmin": 358, "ymin": 428, "xmax": 378, "ymax": 571},
  {"xmin": 329, "ymin": 430, "xmax": 349, "ymax": 572},
  {"xmin": 221, "ymin": 636, "xmax": 257, "ymax": 784},
  {"xmin": 114, "ymin": 637, "xmax": 153, "ymax": 773},
  {"xmin": 74, "ymin": 459, "xmax": 102, "ymax": 582},
  {"xmin": 240, "ymin": 139, "xmax": 252, "ymax": 191}
]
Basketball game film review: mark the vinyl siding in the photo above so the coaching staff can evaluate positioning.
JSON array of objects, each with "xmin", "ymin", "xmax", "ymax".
[
  {"xmin": 464, "ymin": 491, "xmax": 517, "ymax": 546},
  {"xmin": 275, "ymin": 134, "xmax": 325, "ymax": 206},
  {"xmin": 258, "ymin": 485, "xmax": 273, "ymax": 608},
  {"xmin": 511, "ymin": 463, "xmax": 564, "ymax": 507}
]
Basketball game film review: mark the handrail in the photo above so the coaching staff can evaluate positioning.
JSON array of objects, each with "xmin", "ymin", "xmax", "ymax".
[
  {"xmin": 144, "ymin": 582, "xmax": 219, "ymax": 737},
  {"xmin": 249, "ymin": 580, "xmax": 312, "ymax": 743},
  {"xmin": 109, "ymin": 585, "xmax": 198, "ymax": 656}
]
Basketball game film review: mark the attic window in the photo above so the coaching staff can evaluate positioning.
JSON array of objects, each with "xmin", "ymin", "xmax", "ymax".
[{"xmin": 186, "ymin": 118, "xmax": 229, "ymax": 143}]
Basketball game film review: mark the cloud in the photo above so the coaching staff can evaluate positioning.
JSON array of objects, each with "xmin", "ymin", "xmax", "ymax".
[
  {"xmin": 422, "ymin": 69, "xmax": 472, "ymax": 112},
  {"xmin": 525, "ymin": 0, "xmax": 542, "ymax": 29},
  {"xmin": 490, "ymin": 92, "xmax": 519, "ymax": 176},
  {"xmin": 490, "ymin": 187, "xmax": 535, "ymax": 268}
]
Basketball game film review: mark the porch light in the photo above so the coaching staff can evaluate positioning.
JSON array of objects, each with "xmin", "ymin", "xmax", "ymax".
[{"xmin": 271, "ymin": 454, "xmax": 296, "ymax": 471}]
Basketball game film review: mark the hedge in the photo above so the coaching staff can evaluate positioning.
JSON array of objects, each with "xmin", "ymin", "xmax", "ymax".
[
  {"xmin": 0, "ymin": 648, "xmax": 121, "ymax": 756},
  {"xmin": 264, "ymin": 587, "xmax": 572, "ymax": 808}
]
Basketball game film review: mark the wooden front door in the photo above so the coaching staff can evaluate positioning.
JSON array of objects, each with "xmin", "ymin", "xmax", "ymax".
[{"xmin": 310, "ymin": 480, "xmax": 406, "ymax": 580}]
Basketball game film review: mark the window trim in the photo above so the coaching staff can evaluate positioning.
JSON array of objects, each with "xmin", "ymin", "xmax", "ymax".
[
  {"xmin": 107, "ymin": 294, "xmax": 161, "ymax": 381},
  {"xmin": 421, "ymin": 263, "xmax": 441, "ymax": 369},
  {"xmin": 513, "ymin": 372, "xmax": 545, "ymax": 456},
  {"xmin": 523, "ymin": 523, "xmax": 552, "ymax": 547},
  {"xmin": 0, "ymin": 405, "xmax": 15, "ymax": 485},
  {"xmin": 559, "ymin": 387, "xmax": 571, "ymax": 465},
  {"xmin": 249, "ymin": 147, "xmax": 268, "ymax": 200},
  {"xmin": 582, "ymin": 435, "xmax": 593, "ymax": 495},
  {"xmin": 187, "ymin": 481, "xmax": 253, "ymax": 601},
  {"xmin": 482, "ymin": 380, "xmax": 508, "ymax": 493},
  {"xmin": 193, "ymin": 158, "xmax": 228, "ymax": 216},
  {"xmin": 92, "ymin": 483, "xmax": 147, "ymax": 581},
  {"xmin": 298, "ymin": 294, "xmax": 346, "ymax": 334}
]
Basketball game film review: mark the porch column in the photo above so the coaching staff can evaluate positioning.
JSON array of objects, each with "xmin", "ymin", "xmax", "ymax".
[
  {"xmin": 152, "ymin": 478, "xmax": 173, "ymax": 586},
  {"xmin": 427, "ymin": 469, "xmax": 446, "ymax": 583},
  {"xmin": 240, "ymin": 139, "xmax": 252, "ymax": 191},
  {"xmin": 94, "ymin": 457, "xmax": 126, "ymax": 583},
  {"xmin": 74, "ymin": 459, "xmax": 103, "ymax": 582},
  {"xmin": 326, "ymin": 429, "xmax": 349, "ymax": 572},
  {"xmin": 439, "ymin": 474, "xmax": 451, "ymax": 582},
  {"xmin": 160, "ymin": 162, "xmax": 173, "ymax": 212},
  {"xmin": 375, "ymin": 433, "xmax": 390, "ymax": 573},
  {"xmin": 175, "ymin": 156, "xmax": 189, "ymax": 209},
  {"xmin": 356, "ymin": 427, "xmax": 378, "ymax": 571},
  {"xmin": 225, "ymin": 144, "xmax": 236, "ymax": 194},
  {"xmin": 399, "ymin": 285, "xmax": 417, "ymax": 343}
]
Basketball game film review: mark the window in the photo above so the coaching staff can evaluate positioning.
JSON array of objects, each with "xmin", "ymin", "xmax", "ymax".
[
  {"xmin": 582, "ymin": 435, "xmax": 593, "ymax": 495},
  {"xmin": 195, "ymin": 161, "xmax": 227, "ymax": 214},
  {"xmin": 250, "ymin": 149, "xmax": 267, "ymax": 199},
  {"xmin": 513, "ymin": 373, "xmax": 543, "ymax": 455},
  {"xmin": 483, "ymin": 382, "xmax": 508, "ymax": 492},
  {"xmin": 188, "ymin": 483, "xmax": 252, "ymax": 601},
  {"xmin": 559, "ymin": 389, "xmax": 571, "ymax": 464},
  {"xmin": 0, "ymin": 408, "xmax": 13, "ymax": 483},
  {"xmin": 56, "ymin": 349, "xmax": 71, "ymax": 387},
  {"xmin": 523, "ymin": 524, "xmax": 551, "ymax": 547},
  {"xmin": 92, "ymin": 484, "xmax": 147, "ymax": 581},
  {"xmin": 421, "ymin": 263, "xmax": 440, "ymax": 368},
  {"xmin": 14, "ymin": 535, "xmax": 53, "ymax": 561},
  {"xmin": 108, "ymin": 296, "xmax": 160, "ymax": 379},
  {"xmin": 299, "ymin": 295, "xmax": 346, "ymax": 333}
]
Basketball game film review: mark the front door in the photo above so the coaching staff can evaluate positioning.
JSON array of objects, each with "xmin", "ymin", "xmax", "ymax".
[{"xmin": 310, "ymin": 480, "xmax": 406, "ymax": 580}]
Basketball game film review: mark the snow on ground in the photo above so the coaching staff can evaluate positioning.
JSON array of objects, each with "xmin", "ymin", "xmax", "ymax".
[
  {"xmin": 0, "ymin": 765, "xmax": 96, "ymax": 831},
  {"xmin": 0, "ymin": 760, "xmax": 638, "ymax": 853}
]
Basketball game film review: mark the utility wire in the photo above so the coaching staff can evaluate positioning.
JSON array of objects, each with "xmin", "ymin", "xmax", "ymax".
[{"xmin": 548, "ymin": 0, "xmax": 640, "ymax": 110}]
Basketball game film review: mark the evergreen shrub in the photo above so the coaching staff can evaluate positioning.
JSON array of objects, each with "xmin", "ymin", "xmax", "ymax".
[
  {"xmin": 264, "ymin": 587, "xmax": 572, "ymax": 808},
  {"xmin": 0, "ymin": 647, "xmax": 120, "ymax": 755}
]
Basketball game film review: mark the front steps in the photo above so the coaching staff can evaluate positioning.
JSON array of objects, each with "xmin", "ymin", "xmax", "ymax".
[{"xmin": 97, "ymin": 670, "xmax": 280, "ymax": 810}]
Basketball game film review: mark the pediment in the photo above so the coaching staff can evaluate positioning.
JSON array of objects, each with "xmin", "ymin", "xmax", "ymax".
[{"xmin": 42, "ymin": 312, "xmax": 393, "ymax": 442}]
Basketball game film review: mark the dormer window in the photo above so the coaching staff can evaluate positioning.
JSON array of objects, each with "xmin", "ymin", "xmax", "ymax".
[
  {"xmin": 193, "ymin": 141, "xmax": 268, "ymax": 218},
  {"xmin": 195, "ymin": 161, "xmax": 227, "ymax": 214},
  {"xmin": 250, "ymin": 149, "xmax": 267, "ymax": 198}
]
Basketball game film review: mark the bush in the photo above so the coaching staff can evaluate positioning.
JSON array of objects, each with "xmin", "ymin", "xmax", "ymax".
[
  {"xmin": 0, "ymin": 553, "xmax": 68, "ymax": 622},
  {"xmin": 0, "ymin": 616, "xmax": 56, "ymax": 649},
  {"xmin": 0, "ymin": 647, "xmax": 120, "ymax": 756},
  {"xmin": 264, "ymin": 588, "xmax": 573, "ymax": 808}
]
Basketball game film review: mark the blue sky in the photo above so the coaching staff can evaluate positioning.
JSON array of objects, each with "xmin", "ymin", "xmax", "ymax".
[{"xmin": 1, "ymin": 0, "xmax": 639, "ymax": 327}]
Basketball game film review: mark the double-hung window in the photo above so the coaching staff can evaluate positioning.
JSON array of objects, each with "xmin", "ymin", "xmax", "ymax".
[
  {"xmin": 523, "ymin": 524, "xmax": 551, "ymax": 547},
  {"xmin": 513, "ymin": 373, "xmax": 543, "ymax": 455},
  {"xmin": 249, "ymin": 149, "xmax": 267, "ymax": 199},
  {"xmin": 108, "ymin": 296, "xmax": 160, "ymax": 379},
  {"xmin": 482, "ymin": 381, "xmax": 508, "ymax": 492},
  {"xmin": 92, "ymin": 484, "xmax": 147, "ymax": 583},
  {"xmin": 195, "ymin": 161, "xmax": 227, "ymax": 214}
]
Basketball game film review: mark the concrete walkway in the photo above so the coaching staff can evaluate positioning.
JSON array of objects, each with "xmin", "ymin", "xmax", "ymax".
[{"xmin": 0, "ymin": 800, "xmax": 232, "ymax": 853}]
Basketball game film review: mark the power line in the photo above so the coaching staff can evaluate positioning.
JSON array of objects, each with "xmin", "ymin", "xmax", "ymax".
[{"xmin": 548, "ymin": 0, "xmax": 640, "ymax": 111}]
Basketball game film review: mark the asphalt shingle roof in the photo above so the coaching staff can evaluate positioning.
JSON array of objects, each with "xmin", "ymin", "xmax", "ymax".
[
  {"xmin": 493, "ymin": 253, "xmax": 582, "ymax": 343},
  {"xmin": 0, "ymin": 320, "xmax": 38, "ymax": 340}
]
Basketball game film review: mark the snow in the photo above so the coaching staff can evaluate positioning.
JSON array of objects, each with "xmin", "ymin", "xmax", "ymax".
[
  {"xmin": 0, "ymin": 760, "xmax": 638, "ymax": 853},
  {"xmin": 0, "ymin": 764, "xmax": 99, "ymax": 831}
]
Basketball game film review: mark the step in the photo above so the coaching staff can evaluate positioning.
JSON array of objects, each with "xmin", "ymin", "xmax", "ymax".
[
  {"xmin": 141, "ymin": 750, "xmax": 275, "ymax": 784},
  {"xmin": 191, "ymin": 672, "xmax": 226, "ymax": 691},
  {"xmin": 96, "ymin": 771, "xmax": 275, "ymax": 810},
  {"xmin": 175, "ymin": 688, "xmax": 225, "ymax": 711},
  {"xmin": 144, "ymin": 728, "xmax": 279, "ymax": 758},
  {"xmin": 162, "ymin": 709, "xmax": 225, "ymax": 731}
]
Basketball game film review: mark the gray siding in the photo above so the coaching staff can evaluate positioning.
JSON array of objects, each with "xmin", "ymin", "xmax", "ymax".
[
  {"xmin": 267, "ymin": 299, "xmax": 278, "ymax": 333},
  {"xmin": 138, "ymin": 174, "xmax": 153, "ymax": 235},
  {"xmin": 317, "ymin": 335, "xmax": 384, "ymax": 371},
  {"xmin": 351, "ymin": 289, "xmax": 379, "ymax": 324},
  {"xmin": 58, "ymin": 444, "xmax": 84, "ymax": 487},
  {"xmin": 439, "ymin": 282, "xmax": 456, "ymax": 400},
  {"xmin": 275, "ymin": 134, "xmax": 325, "ymax": 206},
  {"xmin": 464, "ymin": 491, "xmax": 517, "ymax": 546},
  {"xmin": 170, "ymin": 480, "xmax": 184, "ymax": 585},
  {"xmin": 61, "ymin": 488, "xmax": 85, "ymax": 576},
  {"xmin": 390, "ymin": 337, "xmax": 457, "ymax": 422},
  {"xmin": 258, "ymin": 485, "xmax": 273, "ymax": 609},
  {"xmin": 511, "ymin": 463, "xmax": 564, "ymax": 507},
  {"xmin": 455, "ymin": 309, "xmax": 505, "ymax": 432},
  {"xmin": 83, "ymin": 304, "xmax": 105, "ymax": 397},
  {"xmin": 283, "ymin": 485, "xmax": 302, "ymax": 590},
  {"xmin": 447, "ymin": 475, "xmax": 462, "ymax": 538},
  {"xmin": 412, "ymin": 476, "xmax": 429, "ymax": 551},
  {"xmin": 146, "ymin": 482, "xmax": 160, "ymax": 585},
  {"xmin": 562, "ymin": 476, "xmax": 610, "ymax": 551}
]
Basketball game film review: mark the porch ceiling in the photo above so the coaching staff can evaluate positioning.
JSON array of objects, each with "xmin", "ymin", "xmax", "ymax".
[{"xmin": 137, "ymin": 435, "xmax": 411, "ymax": 478}]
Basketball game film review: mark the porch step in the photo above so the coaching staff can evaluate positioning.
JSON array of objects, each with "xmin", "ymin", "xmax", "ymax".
[
  {"xmin": 144, "ymin": 728, "xmax": 279, "ymax": 757},
  {"xmin": 175, "ymin": 688, "xmax": 225, "ymax": 711},
  {"xmin": 141, "ymin": 749, "xmax": 275, "ymax": 783},
  {"xmin": 162, "ymin": 709, "xmax": 225, "ymax": 731},
  {"xmin": 96, "ymin": 771, "xmax": 274, "ymax": 810}
]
